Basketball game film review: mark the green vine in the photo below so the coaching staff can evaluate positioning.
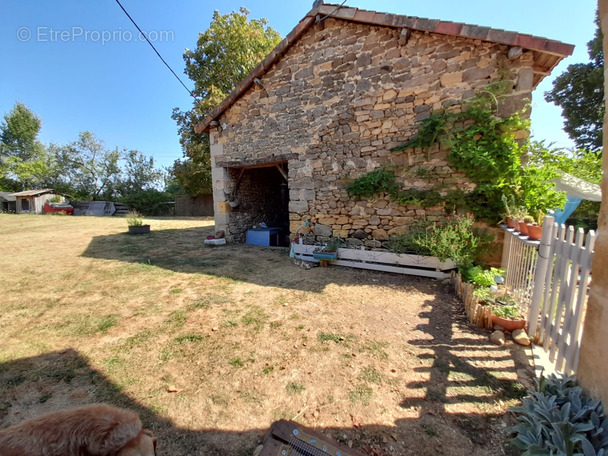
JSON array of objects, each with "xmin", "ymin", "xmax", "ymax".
[
  {"xmin": 346, "ymin": 166, "xmax": 470, "ymax": 212},
  {"xmin": 347, "ymin": 79, "xmax": 566, "ymax": 220}
]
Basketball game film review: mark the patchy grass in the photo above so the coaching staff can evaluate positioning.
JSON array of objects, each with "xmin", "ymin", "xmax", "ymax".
[
  {"xmin": 349, "ymin": 384, "xmax": 373, "ymax": 405},
  {"xmin": 0, "ymin": 215, "xmax": 532, "ymax": 456},
  {"xmin": 360, "ymin": 367, "xmax": 383, "ymax": 384},
  {"xmin": 229, "ymin": 357, "xmax": 244, "ymax": 368},
  {"xmin": 286, "ymin": 382, "xmax": 305, "ymax": 395}
]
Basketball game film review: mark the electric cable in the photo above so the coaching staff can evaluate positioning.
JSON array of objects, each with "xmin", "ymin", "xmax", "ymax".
[{"xmin": 114, "ymin": 0, "xmax": 195, "ymax": 98}]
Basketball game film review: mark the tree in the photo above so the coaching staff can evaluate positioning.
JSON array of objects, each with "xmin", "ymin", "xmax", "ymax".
[
  {"xmin": 115, "ymin": 149, "xmax": 165, "ymax": 196},
  {"xmin": 57, "ymin": 132, "xmax": 121, "ymax": 200},
  {"xmin": 171, "ymin": 151, "xmax": 212, "ymax": 197},
  {"xmin": 545, "ymin": 13, "xmax": 604, "ymax": 153},
  {"xmin": 0, "ymin": 102, "xmax": 54, "ymax": 190},
  {"xmin": 171, "ymin": 8, "xmax": 281, "ymax": 195}
]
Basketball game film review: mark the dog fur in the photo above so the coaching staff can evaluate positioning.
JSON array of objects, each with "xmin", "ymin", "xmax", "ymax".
[{"xmin": 0, "ymin": 404, "xmax": 157, "ymax": 456}]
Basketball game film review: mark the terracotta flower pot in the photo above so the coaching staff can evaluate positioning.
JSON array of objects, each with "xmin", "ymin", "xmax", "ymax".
[
  {"xmin": 491, "ymin": 314, "xmax": 526, "ymax": 332},
  {"xmin": 518, "ymin": 221, "xmax": 529, "ymax": 235},
  {"xmin": 506, "ymin": 217, "xmax": 516, "ymax": 229},
  {"xmin": 527, "ymin": 225, "xmax": 543, "ymax": 240}
]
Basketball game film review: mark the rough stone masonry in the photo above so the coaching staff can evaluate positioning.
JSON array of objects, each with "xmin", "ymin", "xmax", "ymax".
[{"xmin": 208, "ymin": 17, "xmax": 535, "ymax": 242}]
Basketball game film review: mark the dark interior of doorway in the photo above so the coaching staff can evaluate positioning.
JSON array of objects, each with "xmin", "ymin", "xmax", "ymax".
[{"xmin": 229, "ymin": 164, "xmax": 290, "ymax": 246}]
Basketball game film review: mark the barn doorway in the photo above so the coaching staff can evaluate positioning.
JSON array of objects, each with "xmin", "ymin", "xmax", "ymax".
[{"xmin": 227, "ymin": 162, "xmax": 290, "ymax": 245}]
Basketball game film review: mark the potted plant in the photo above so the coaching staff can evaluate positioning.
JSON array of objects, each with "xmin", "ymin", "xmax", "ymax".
[
  {"xmin": 511, "ymin": 207, "xmax": 527, "ymax": 233},
  {"xmin": 313, "ymin": 236, "xmax": 341, "ymax": 266},
  {"xmin": 501, "ymin": 194, "xmax": 516, "ymax": 228},
  {"xmin": 127, "ymin": 211, "xmax": 150, "ymax": 235},
  {"xmin": 520, "ymin": 215, "xmax": 534, "ymax": 236},
  {"xmin": 491, "ymin": 299, "xmax": 526, "ymax": 332},
  {"xmin": 527, "ymin": 210, "xmax": 544, "ymax": 240}
]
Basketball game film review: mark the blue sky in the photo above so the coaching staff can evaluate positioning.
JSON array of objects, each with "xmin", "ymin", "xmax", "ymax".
[{"xmin": 1, "ymin": 0, "xmax": 597, "ymax": 170}]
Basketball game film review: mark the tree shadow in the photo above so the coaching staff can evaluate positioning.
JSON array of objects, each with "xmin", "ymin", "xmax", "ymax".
[
  {"xmin": 0, "ymin": 287, "xmax": 533, "ymax": 455},
  {"xmin": 79, "ymin": 227, "xmax": 447, "ymax": 293},
  {"xmin": 398, "ymin": 291, "xmax": 534, "ymax": 450}
]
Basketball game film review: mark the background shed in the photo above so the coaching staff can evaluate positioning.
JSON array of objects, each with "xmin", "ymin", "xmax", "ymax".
[
  {"xmin": 12, "ymin": 189, "xmax": 66, "ymax": 214},
  {"xmin": 0, "ymin": 192, "xmax": 16, "ymax": 213}
]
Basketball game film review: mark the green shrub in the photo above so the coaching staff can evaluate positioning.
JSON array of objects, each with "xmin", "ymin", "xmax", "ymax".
[
  {"xmin": 389, "ymin": 214, "xmax": 494, "ymax": 266},
  {"xmin": 126, "ymin": 211, "xmax": 144, "ymax": 227},
  {"xmin": 491, "ymin": 303, "xmax": 523, "ymax": 319},
  {"xmin": 510, "ymin": 373, "xmax": 608, "ymax": 456},
  {"xmin": 470, "ymin": 267, "xmax": 505, "ymax": 287},
  {"xmin": 121, "ymin": 189, "xmax": 173, "ymax": 216},
  {"xmin": 346, "ymin": 166, "xmax": 399, "ymax": 200}
]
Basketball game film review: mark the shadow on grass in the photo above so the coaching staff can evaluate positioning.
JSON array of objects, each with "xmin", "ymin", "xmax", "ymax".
[
  {"xmin": 0, "ymin": 290, "xmax": 532, "ymax": 455},
  {"xmin": 80, "ymin": 226, "xmax": 442, "ymax": 293}
]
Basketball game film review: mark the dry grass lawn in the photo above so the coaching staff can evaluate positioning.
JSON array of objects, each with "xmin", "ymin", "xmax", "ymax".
[{"xmin": 0, "ymin": 214, "xmax": 534, "ymax": 455}]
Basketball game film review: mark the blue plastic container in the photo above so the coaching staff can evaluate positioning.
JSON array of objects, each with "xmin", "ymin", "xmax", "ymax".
[{"xmin": 246, "ymin": 227, "xmax": 280, "ymax": 246}]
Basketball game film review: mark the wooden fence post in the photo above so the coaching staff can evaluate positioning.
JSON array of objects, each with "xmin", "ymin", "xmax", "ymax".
[{"xmin": 527, "ymin": 216, "xmax": 555, "ymax": 338}]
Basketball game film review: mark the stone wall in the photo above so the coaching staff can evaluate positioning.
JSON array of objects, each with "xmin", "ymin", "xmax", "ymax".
[{"xmin": 210, "ymin": 18, "xmax": 534, "ymax": 242}]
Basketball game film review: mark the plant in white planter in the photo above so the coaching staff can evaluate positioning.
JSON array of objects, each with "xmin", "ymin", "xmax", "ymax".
[
  {"xmin": 313, "ymin": 236, "xmax": 341, "ymax": 265},
  {"xmin": 389, "ymin": 214, "xmax": 495, "ymax": 268},
  {"xmin": 126, "ymin": 211, "xmax": 150, "ymax": 234}
]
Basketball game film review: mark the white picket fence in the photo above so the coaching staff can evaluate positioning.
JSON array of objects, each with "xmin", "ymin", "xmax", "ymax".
[
  {"xmin": 500, "ymin": 230, "xmax": 540, "ymax": 313},
  {"xmin": 502, "ymin": 216, "xmax": 596, "ymax": 375}
]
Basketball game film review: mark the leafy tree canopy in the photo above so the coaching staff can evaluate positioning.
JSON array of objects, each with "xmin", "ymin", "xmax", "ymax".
[
  {"xmin": 171, "ymin": 8, "xmax": 281, "ymax": 195},
  {"xmin": 529, "ymin": 141, "xmax": 603, "ymax": 184},
  {"xmin": 56, "ymin": 132, "xmax": 121, "ymax": 200},
  {"xmin": 0, "ymin": 102, "xmax": 44, "ymax": 161},
  {"xmin": 0, "ymin": 103, "xmax": 170, "ymax": 214},
  {"xmin": 115, "ymin": 149, "xmax": 165, "ymax": 196},
  {"xmin": 0, "ymin": 102, "xmax": 54, "ymax": 190},
  {"xmin": 545, "ymin": 13, "xmax": 604, "ymax": 153}
]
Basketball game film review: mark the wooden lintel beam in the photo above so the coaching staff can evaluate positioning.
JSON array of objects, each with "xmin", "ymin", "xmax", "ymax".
[
  {"xmin": 275, "ymin": 164, "xmax": 288, "ymax": 181},
  {"xmin": 232, "ymin": 168, "xmax": 246, "ymax": 198}
]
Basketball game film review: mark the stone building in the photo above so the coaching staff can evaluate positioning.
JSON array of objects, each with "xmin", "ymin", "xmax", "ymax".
[{"xmin": 195, "ymin": 3, "xmax": 573, "ymax": 244}]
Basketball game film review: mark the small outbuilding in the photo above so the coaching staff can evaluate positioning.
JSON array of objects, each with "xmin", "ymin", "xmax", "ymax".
[
  {"xmin": 0, "ymin": 192, "xmax": 17, "ymax": 213},
  {"xmin": 196, "ymin": 3, "xmax": 574, "ymax": 243},
  {"xmin": 12, "ymin": 189, "xmax": 67, "ymax": 214}
]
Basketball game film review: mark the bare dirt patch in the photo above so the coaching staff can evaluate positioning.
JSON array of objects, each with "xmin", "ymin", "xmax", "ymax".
[{"xmin": 0, "ymin": 215, "xmax": 533, "ymax": 455}]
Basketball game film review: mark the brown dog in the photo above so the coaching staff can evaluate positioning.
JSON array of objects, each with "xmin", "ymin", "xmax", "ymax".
[{"xmin": 0, "ymin": 404, "xmax": 157, "ymax": 456}]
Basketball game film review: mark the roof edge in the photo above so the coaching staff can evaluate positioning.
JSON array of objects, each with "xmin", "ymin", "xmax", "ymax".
[
  {"xmin": 195, "ymin": 4, "xmax": 575, "ymax": 134},
  {"xmin": 195, "ymin": 11, "xmax": 319, "ymax": 134},
  {"xmin": 11, "ymin": 188, "xmax": 56, "ymax": 197}
]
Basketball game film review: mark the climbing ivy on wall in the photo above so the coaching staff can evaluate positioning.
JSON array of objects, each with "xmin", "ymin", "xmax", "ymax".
[
  {"xmin": 347, "ymin": 83, "xmax": 566, "ymax": 220},
  {"xmin": 346, "ymin": 165, "xmax": 467, "ymax": 211}
]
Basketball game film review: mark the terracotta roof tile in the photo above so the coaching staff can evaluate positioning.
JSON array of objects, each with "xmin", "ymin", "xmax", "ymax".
[
  {"xmin": 487, "ymin": 28, "xmax": 518, "ymax": 45},
  {"xmin": 371, "ymin": 12, "xmax": 388, "ymax": 26},
  {"xmin": 334, "ymin": 7, "xmax": 357, "ymax": 19},
  {"xmin": 416, "ymin": 18, "xmax": 440, "ymax": 31},
  {"xmin": 395, "ymin": 15, "xmax": 419, "ymax": 29},
  {"xmin": 514, "ymin": 33, "xmax": 547, "ymax": 51},
  {"xmin": 460, "ymin": 24, "xmax": 491, "ymax": 40},
  {"xmin": 544, "ymin": 40, "xmax": 575, "ymax": 56},
  {"xmin": 435, "ymin": 21, "xmax": 464, "ymax": 36},
  {"xmin": 353, "ymin": 10, "xmax": 375, "ymax": 23}
]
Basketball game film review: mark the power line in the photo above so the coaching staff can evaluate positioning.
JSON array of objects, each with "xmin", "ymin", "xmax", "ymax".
[
  {"xmin": 114, "ymin": 0, "xmax": 195, "ymax": 98},
  {"xmin": 318, "ymin": 0, "xmax": 349, "ymax": 22}
]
